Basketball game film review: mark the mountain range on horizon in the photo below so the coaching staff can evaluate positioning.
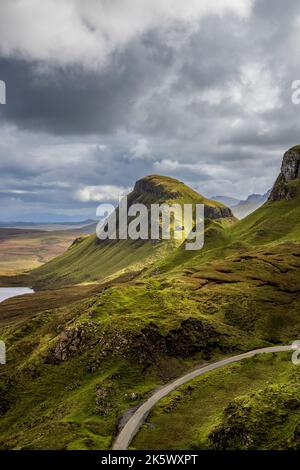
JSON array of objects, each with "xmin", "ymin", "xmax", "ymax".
[
  {"xmin": 213, "ymin": 190, "xmax": 271, "ymax": 219},
  {"xmin": 0, "ymin": 189, "xmax": 269, "ymax": 226},
  {"xmin": 0, "ymin": 219, "xmax": 97, "ymax": 233}
]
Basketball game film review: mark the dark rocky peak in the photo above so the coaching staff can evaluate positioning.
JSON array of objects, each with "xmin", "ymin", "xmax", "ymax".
[
  {"xmin": 269, "ymin": 146, "xmax": 300, "ymax": 201},
  {"xmin": 128, "ymin": 174, "xmax": 235, "ymax": 221},
  {"xmin": 281, "ymin": 146, "xmax": 300, "ymax": 181},
  {"xmin": 133, "ymin": 175, "xmax": 183, "ymax": 200}
]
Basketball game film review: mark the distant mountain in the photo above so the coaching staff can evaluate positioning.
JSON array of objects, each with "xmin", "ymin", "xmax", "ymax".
[
  {"xmin": 0, "ymin": 219, "xmax": 96, "ymax": 232},
  {"xmin": 231, "ymin": 190, "xmax": 271, "ymax": 219},
  {"xmin": 213, "ymin": 191, "xmax": 270, "ymax": 219},
  {"xmin": 211, "ymin": 195, "xmax": 241, "ymax": 207}
]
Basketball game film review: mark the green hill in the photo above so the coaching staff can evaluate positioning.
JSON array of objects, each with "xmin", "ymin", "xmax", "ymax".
[
  {"xmin": 30, "ymin": 175, "xmax": 234, "ymax": 289},
  {"xmin": 153, "ymin": 150, "xmax": 300, "ymax": 276},
  {"xmin": 132, "ymin": 352, "xmax": 300, "ymax": 450},
  {"xmin": 128, "ymin": 147, "xmax": 300, "ymax": 450},
  {"xmin": 1, "ymin": 147, "xmax": 300, "ymax": 450},
  {"xmin": 230, "ymin": 180, "xmax": 300, "ymax": 246}
]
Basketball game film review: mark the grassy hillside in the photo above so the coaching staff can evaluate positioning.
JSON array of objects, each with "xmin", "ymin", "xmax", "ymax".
[
  {"xmin": 151, "ymin": 179, "xmax": 300, "ymax": 277},
  {"xmin": 1, "ymin": 168, "xmax": 300, "ymax": 450},
  {"xmin": 132, "ymin": 352, "xmax": 300, "ymax": 450},
  {"xmin": 30, "ymin": 175, "xmax": 235, "ymax": 289},
  {"xmin": 1, "ymin": 237, "xmax": 300, "ymax": 449},
  {"xmin": 0, "ymin": 274, "xmax": 266, "ymax": 450},
  {"xmin": 231, "ymin": 180, "xmax": 300, "ymax": 246}
]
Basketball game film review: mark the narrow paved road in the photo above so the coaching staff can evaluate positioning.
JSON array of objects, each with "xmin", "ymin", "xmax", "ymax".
[{"xmin": 113, "ymin": 345, "xmax": 294, "ymax": 450}]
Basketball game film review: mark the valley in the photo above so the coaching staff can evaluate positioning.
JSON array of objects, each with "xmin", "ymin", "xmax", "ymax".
[
  {"xmin": 0, "ymin": 223, "xmax": 95, "ymax": 277},
  {"xmin": 0, "ymin": 146, "xmax": 300, "ymax": 450}
]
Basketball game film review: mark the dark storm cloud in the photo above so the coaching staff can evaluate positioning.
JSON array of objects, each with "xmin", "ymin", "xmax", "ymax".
[
  {"xmin": 1, "ymin": 0, "xmax": 300, "ymax": 220},
  {"xmin": 0, "ymin": 31, "xmax": 174, "ymax": 135}
]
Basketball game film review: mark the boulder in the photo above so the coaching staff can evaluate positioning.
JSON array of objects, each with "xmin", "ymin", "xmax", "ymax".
[{"xmin": 52, "ymin": 327, "xmax": 86, "ymax": 362}]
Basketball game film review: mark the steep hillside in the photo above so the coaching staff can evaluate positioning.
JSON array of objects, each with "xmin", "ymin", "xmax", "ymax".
[
  {"xmin": 128, "ymin": 147, "xmax": 300, "ymax": 450},
  {"xmin": 1, "ymin": 147, "xmax": 300, "ymax": 451},
  {"xmin": 269, "ymin": 145, "xmax": 300, "ymax": 201},
  {"xmin": 230, "ymin": 181, "xmax": 300, "ymax": 245},
  {"xmin": 30, "ymin": 175, "xmax": 234, "ymax": 289},
  {"xmin": 1, "ymin": 239, "xmax": 300, "ymax": 450},
  {"xmin": 132, "ymin": 351, "xmax": 300, "ymax": 450},
  {"xmin": 231, "ymin": 191, "xmax": 270, "ymax": 219},
  {"xmin": 231, "ymin": 145, "xmax": 300, "ymax": 246},
  {"xmin": 155, "ymin": 147, "xmax": 300, "ymax": 275}
]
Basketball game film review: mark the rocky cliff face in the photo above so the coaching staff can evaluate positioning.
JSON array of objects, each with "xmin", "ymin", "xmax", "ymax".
[
  {"xmin": 132, "ymin": 175, "xmax": 181, "ymax": 200},
  {"xmin": 131, "ymin": 174, "xmax": 234, "ymax": 220},
  {"xmin": 269, "ymin": 146, "xmax": 300, "ymax": 201},
  {"xmin": 204, "ymin": 205, "xmax": 233, "ymax": 220}
]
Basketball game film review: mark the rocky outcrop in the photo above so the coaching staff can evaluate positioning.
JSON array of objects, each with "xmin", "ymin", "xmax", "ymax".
[
  {"xmin": 132, "ymin": 174, "xmax": 234, "ymax": 220},
  {"xmin": 131, "ymin": 319, "xmax": 231, "ymax": 363},
  {"xmin": 133, "ymin": 175, "xmax": 181, "ymax": 200},
  {"xmin": 281, "ymin": 147, "xmax": 300, "ymax": 181},
  {"xmin": 208, "ymin": 385, "xmax": 300, "ymax": 450},
  {"xmin": 204, "ymin": 205, "xmax": 233, "ymax": 220},
  {"xmin": 0, "ymin": 396, "xmax": 9, "ymax": 417},
  {"xmin": 50, "ymin": 327, "xmax": 86, "ymax": 362},
  {"xmin": 269, "ymin": 146, "xmax": 300, "ymax": 201}
]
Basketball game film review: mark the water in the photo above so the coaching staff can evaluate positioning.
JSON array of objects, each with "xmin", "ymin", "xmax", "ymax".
[{"xmin": 0, "ymin": 287, "xmax": 34, "ymax": 303}]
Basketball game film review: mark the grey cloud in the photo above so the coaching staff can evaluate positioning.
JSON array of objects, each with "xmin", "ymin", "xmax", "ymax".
[{"xmin": 1, "ymin": 0, "xmax": 300, "ymax": 220}]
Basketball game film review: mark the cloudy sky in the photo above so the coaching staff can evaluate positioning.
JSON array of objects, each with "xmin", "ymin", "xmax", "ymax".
[{"xmin": 0, "ymin": 0, "xmax": 299, "ymax": 221}]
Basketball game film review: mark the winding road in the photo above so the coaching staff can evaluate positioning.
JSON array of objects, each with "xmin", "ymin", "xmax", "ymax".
[{"xmin": 113, "ymin": 345, "xmax": 295, "ymax": 450}]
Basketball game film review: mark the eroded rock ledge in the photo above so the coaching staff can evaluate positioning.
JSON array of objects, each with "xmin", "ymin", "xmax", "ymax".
[{"xmin": 269, "ymin": 146, "xmax": 300, "ymax": 201}]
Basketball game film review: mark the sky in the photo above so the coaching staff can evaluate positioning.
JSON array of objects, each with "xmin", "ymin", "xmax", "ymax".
[{"xmin": 0, "ymin": 0, "xmax": 300, "ymax": 221}]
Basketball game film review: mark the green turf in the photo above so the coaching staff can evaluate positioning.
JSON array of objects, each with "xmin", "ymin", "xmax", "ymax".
[
  {"xmin": 30, "ymin": 175, "xmax": 235, "ymax": 289},
  {"xmin": 132, "ymin": 352, "xmax": 300, "ymax": 450},
  {"xmin": 1, "ymin": 173, "xmax": 300, "ymax": 450}
]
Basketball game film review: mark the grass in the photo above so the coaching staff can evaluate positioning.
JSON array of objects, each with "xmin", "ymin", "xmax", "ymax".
[
  {"xmin": 0, "ymin": 270, "xmax": 267, "ymax": 449},
  {"xmin": 29, "ymin": 175, "xmax": 235, "ymax": 289},
  {"xmin": 1, "ymin": 243, "xmax": 299, "ymax": 449},
  {"xmin": 132, "ymin": 352, "xmax": 300, "ymax": 450},
  {"xmin": 0, "ymin": 227, "xmax": 88, "ymax": 276},
  {"xmin": 1, "ymin": 174, "xmax": 300, "ymax": 449},
  {"xmin": 230, "ymin": 180, "xmax": 300, "ymax": 245}
]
